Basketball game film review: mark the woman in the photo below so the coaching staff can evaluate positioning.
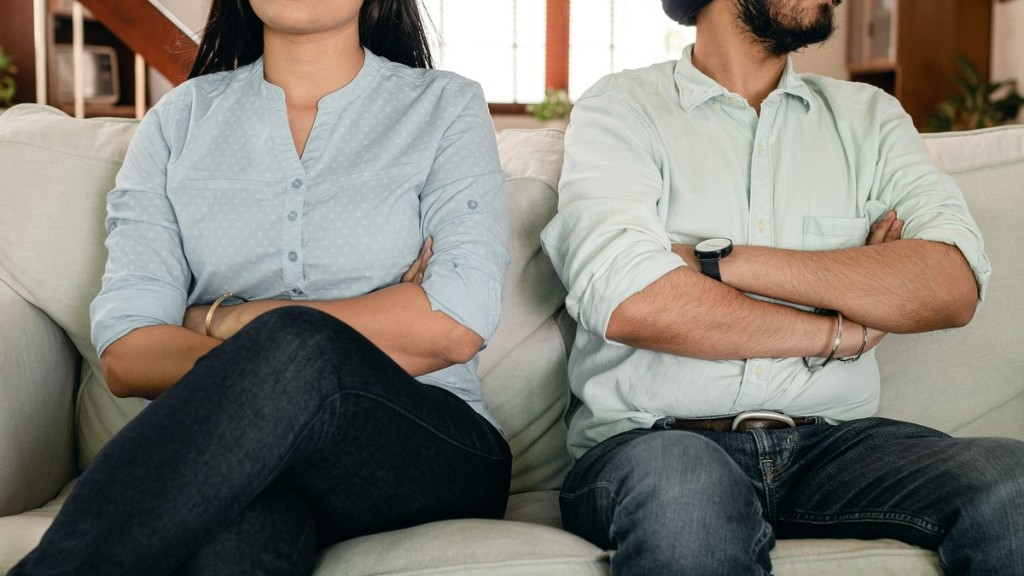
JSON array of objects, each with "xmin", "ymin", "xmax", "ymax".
[{"xmin": 11, "ymin": 0, "xmax": 511, "ymax": 574}]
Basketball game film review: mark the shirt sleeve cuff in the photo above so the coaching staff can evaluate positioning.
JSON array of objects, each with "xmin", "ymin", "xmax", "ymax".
[
  {"xmin": 575, "ymin": 247, "xmax": 686, "ymax": 342},
  {"xmin": 420, "ymin": 264, "xmax": 503, "ymax": 344},
  {"xmin": 90, "ymin": 285, "xmax": 186, "ymax": 357},
  {"xmin": 915, "ymin": 228, "xmax": 992, "ymax": 303}
]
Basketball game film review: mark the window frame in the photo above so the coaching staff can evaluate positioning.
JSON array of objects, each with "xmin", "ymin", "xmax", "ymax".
[{"xmin": 486, "ymin": 0, "xmax": 569, "ymax": 114}]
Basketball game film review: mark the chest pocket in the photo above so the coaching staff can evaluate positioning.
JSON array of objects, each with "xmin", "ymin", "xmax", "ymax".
[{"xmin": 802, "ymin": 216, "xmax": 869, "ymax": 251}]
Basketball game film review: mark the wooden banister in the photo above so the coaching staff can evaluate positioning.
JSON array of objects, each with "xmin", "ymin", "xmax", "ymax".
[{"xmin": 76, "ymin": 0, "xmax": 198, "ymax": 85}]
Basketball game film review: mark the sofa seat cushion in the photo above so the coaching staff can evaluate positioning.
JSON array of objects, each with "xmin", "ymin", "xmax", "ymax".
[
  {"xmin": 0, "ymin": 483, "xmax": 943, "ymax": 576},
  {"xmin": 315, "ymin": 519, "xmax": 609, "ymax": 576},
  {"xmin": 0, "ymin": 481, "xmax": 74, "ymax": 572},
  {"xmin": 772, "ymin": 539, "xmax": 940, "ymax": 575}
]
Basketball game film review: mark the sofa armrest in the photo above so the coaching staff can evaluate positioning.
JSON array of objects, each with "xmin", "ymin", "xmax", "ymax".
[{"xmin": 0, "ymin": 280, "xmax": 78, "ymax": 517}]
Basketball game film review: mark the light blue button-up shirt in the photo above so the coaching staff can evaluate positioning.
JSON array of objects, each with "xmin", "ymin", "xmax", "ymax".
[
  {"xmin": 541, "ymin": 45, "xmax": 991, "ymax": 458},
  {"xmin": 90, "ymin": 50, "xmax": 510, "ymax": 424}
]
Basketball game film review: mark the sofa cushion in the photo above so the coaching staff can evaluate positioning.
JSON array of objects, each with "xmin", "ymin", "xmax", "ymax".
[
  {"xmin": 875, "ymin": 125, "xmax": 1024, "ymax": 441},
  {"xmin": 482, "ymin": 129, "xmax": 572, "ymax": 493},
  {"xmin": 0, "ymin": 481, "xmax": 75, "ymax": 573},
  {"xmin": 0, "ymin": 104, "xmax": 147, "ymax": 469},
  {"xmin": 0, "ymin": 281, "xmax": 76, "ymax": 516},
  {"xmin": 314, "ymin": 518, "xmax": 609, "ymax": 576}
]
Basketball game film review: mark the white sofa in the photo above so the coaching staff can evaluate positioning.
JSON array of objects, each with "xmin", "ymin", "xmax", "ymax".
[{"xmin": 1, "ymin": 104, "xmax": 1022, "ymax": 575}]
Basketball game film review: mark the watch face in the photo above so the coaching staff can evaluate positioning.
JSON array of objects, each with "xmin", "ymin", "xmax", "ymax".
[{"xmin": 696, "ymin": 238, "xmax": 732, "ymax": 253}]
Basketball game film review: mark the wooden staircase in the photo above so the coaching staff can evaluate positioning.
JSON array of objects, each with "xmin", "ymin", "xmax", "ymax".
[{"xmin": 77, "ymin": 0, "xmax": 198, "ymax": 85}]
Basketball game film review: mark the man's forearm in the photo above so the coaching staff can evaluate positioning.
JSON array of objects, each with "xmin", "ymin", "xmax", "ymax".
[
  {"xmin": 718, "ymin": 239, "xmax": 977, "ymax": 333},
  {"xmin": 606, "ymin": 265, "xmax": 873, "ymax": 360}
]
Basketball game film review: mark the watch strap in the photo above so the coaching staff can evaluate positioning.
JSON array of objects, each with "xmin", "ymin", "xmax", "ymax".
[{"xmin": 699, "ymin": 257, "xmax": 722, "ymax": 282}]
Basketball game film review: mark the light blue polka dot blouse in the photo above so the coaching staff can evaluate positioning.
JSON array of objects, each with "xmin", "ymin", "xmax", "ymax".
[{"xmin": 89, "ymin": 50, "xmax": 510, "ymax": 424}]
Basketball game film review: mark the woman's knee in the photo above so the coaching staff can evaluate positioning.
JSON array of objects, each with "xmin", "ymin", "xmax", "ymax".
[
  {"xmin": 209, "ymin": 306, "xmax": 388, "ymax": 398},
  {"xmin": 239, "ymin": 306, "xmax": 361, "ymax": 351}
]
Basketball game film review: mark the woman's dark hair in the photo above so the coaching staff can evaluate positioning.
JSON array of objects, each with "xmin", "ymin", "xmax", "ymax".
[{"xmin": 189, "ymin": 0, "xmax": 434, "ymax": 79}]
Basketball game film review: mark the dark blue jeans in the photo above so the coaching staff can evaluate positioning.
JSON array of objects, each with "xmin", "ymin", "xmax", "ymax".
[
  {"xmin": 560, "ymin": 418, "xmax": 1024, "ymax": 576},
  {"xmin": 11, "ymin": 307, "xmax": 512, "ymax": 576}
]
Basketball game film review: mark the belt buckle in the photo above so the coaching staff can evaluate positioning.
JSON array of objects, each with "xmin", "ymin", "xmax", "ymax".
[{"xmin": 730, "ymin": 411, "xmax": 796, "ymax": 431}]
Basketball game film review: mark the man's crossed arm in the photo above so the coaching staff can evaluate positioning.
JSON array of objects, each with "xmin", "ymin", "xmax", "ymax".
[{"xmin": 607, "ymin": 211, "xmax": 979, "ymax": 360}]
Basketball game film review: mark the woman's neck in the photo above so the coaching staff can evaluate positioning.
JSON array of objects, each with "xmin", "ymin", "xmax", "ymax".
[{"xmin": 262, "ymin": 25, "xmax": 365, "ymax": 108}]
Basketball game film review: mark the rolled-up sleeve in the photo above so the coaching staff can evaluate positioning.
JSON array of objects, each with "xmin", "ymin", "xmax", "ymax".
[
  {"xmin": 90, "ymin": 96, "xmax": 191, "ymax": 356},
  {"xmin": 418, "ymin": 82, "xmax": 510, "ymax": 343},
  {"xmin": 540, "ymin": 83, "xmax": 685, "ymax": 339},
  {"xmin": 872, "ymin": 96, "xmax": 992, "ymax": 301}
]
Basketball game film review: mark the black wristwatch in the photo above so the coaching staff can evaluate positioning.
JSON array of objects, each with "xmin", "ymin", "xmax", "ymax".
[{"xmin": 694, "ymin": 238, "xmax": 733, "ymax": 281}]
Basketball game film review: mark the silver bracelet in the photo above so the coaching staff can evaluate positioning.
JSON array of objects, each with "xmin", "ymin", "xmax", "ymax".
[
  {"xmin": 803, "ymin": 310, "xmax": 843, "ymax": 373},
  {"xmin": 840, "ymin": 324, "xmax": 868, "ymax": 363}
]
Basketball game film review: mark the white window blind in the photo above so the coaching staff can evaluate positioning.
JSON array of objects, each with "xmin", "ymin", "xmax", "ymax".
[
  {"xmin": 423, "ymin": 0, "xmax": 546, "ymax": 103},
  {"xmin": 569, "ymin": 0, "xmax": 695, "ymax": 100}
]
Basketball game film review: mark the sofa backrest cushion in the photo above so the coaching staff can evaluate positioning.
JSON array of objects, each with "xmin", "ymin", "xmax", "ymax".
[
  {"xmin": 483, "ymin": 129, "xmax": 572, "ymax": 493},
  {"xmin": 875, "ymin": 125, "xmax": 1024, "ymax": 441},
  {"xmin": 0, "ymin": 105, "xmax": 147, "ymax": 469}
]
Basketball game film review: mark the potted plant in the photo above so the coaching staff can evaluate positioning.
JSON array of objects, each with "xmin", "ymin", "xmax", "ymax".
[
  {"xmin": 0, "ymin": 44, "xmax": 17, "ymax": 108},
  {"xmin": 927, "ymin": 55, "xmax": 1023, "ymax": 132},
  {"xmin": 527, "ymin": 88, "xmax": 572, "ymax": 128}
]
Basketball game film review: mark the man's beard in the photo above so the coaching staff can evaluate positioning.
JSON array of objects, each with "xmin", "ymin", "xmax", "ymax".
[{"xmin": 737, "ymin": 0, "xmax": 839, "ymax": 56}]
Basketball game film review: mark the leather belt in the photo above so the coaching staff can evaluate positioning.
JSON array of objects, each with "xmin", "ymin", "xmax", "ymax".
[{"xmin": 657, "ymin": 411, "xmax": 817, "ymax": 433}]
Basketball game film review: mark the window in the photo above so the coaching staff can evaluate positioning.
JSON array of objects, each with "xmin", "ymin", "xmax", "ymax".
[
  {"xmin": 568, "ymin": 0, "xmax": 695, "ymax": 100},
  {"xmin": 423, "ymin": 0, "xmax": 695, "ymax": 106},
  {"xmin": 423, "ymin": 0, "xmax": 547, "ymax": 104}
]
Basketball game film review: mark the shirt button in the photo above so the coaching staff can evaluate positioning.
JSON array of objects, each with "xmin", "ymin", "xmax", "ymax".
[
  {"xmin": 467, "ymin": 200, "xmax": 478, "ymax": 210},
  {"xmin": 757, "ymin": 143, "xmax": 766, "ymax": 156},
  {"xmin": 288, "ymin": 251, "xmax": 298, "ymax": 262},
  {"xmin": 755, "ymin": 365, "xmax": 763, "ymax": 378},
  {"xmin": 287, "ymin": 211, "xmax": 298, "ymax": 221},
  {"xmin": 729, "ymin": 97, "xmax": 740, "ymax": 106},
  {"xmin": 757, "ymin": 219, "xmax": 766, "ymax": 233},
  {"xmin": 291, "ymin": 178, "xmax": 303, "ymax": 189}
]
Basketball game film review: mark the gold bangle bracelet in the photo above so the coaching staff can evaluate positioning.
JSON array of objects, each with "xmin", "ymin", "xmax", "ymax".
[{"xmin": 205, "ymin": 292, "xmax": 236, "ymax": 337}]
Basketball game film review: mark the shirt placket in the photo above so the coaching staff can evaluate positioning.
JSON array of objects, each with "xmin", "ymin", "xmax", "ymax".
[
  {"xmin": 282, "ymin": 175, "xmax": 307, "ymax": 297},
  {"xmin": 267, "ymin": 96, "xmax": 309, "ymax": 299},
  {"xmin": 735, "ymin": 95, "xmax": 781, "ymax": 410}
]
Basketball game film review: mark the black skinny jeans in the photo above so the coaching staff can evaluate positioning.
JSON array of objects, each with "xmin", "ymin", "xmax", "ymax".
[{"xmin": 11, "ymin": 307, "xmax": 512, "ymax": 575}]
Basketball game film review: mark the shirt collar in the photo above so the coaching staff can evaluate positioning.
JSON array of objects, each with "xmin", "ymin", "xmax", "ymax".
[
  {"xmin": 674, "ymin": 44, "xmax": 814, "ymax": 113},
  {"xmin": 250, "ymin": 48, "xmax": 380, "ymax": 108}
]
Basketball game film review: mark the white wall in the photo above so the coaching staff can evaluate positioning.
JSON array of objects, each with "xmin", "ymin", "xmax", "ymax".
[
  {"xmin": 791, "ymin": 2, "xmax": 850, "ymax": 80},
  {"xmin": 993, "ymin": 0, "xmax": 1024, "ymax": 122}
]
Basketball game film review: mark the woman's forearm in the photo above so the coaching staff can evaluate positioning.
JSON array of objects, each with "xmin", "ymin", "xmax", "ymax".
[
  {"xmin": 210, "ymin": 283, "xmax": 483, "ymax": 377},
  {"xmin": 105, "ymin": 282, "xmax": 480, "ymax": 399},
  {"xmin": 100, "ymin": 325, "xmax": 221, "ymax": 399}
]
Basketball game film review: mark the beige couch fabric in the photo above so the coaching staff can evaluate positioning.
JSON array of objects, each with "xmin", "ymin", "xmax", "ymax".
[
  {"xmin": 1, "ymin": 105, "xmax": 1022, "ymax": 575},
  {"xmin": 0, "ymin": 104, "xmax": 147, "ymax": 470},
  {"xmin": 0, "ymin": 282, "xmax": 76, "ymax": 518},
  {"xmin": 875, "ymin": 126, "xmax": 1024, "ymax": 440}
]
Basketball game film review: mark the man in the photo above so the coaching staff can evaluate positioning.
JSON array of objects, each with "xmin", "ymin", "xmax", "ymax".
[{"xmin": 540, "ymin": 0, "xmax": 1024, "ymax": 574}]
